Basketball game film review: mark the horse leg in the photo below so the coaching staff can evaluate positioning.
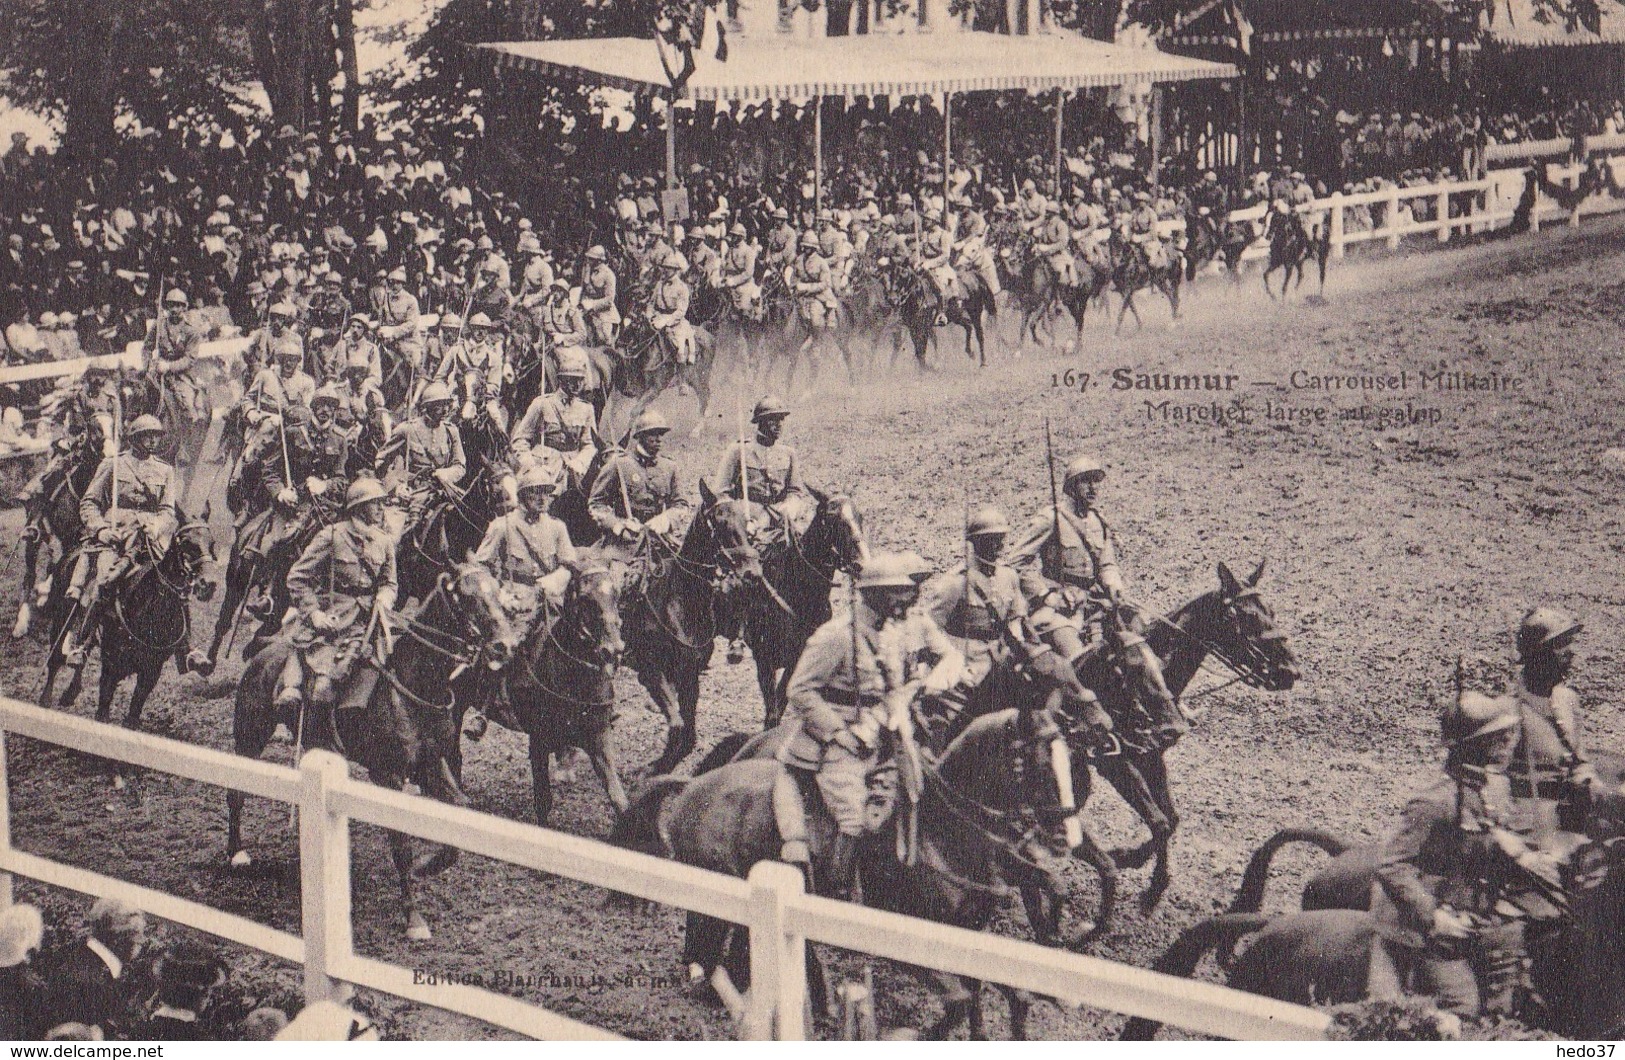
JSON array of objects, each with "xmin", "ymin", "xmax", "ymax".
[
  {"xmin": 920, "ymin": 970, "xmax": 975, "ymax": 1040},
  {"xmin": 227, "ymin": 694, "xmax": 278, "ymax": 868},
  {"xmin": 583, "ymin": 730, "xmax": 631, "ymax": 818},
  {"xmin": 1261, "ymin": 264, "xmax": 1279, "ymax": 301},
  {"xmin": 1064, "ymin": 817, "xmax": 1120, "ymax": 946},
  {"xmin": 13, "ymin": 533, "xmax": 40, "ymax": 639},
  {"xmin": 643, "ymin": 668, "xmax": 690, "ymax": 776},
  {"xmin": 1094, "ymin": 757, "xmax": 1174, "ymax": 908},
  {"xmin": 1113, "ymin": 292, "xmax": 1134, "ymax": 336},
  {"xmin": 755, "ymin": 655, "xmax": 782, "ymax": 729},
  {"xmin": 1135, "ymin": 751, "xmax": 1179, "ymax": 910},
  {"xmin": 389, "ymin": 828, "xmax": 434, "ymax": 941},
  {"xmin": 528, "ymin": 731, "xmax": 555, "ymax": 826},
  {"xmin": 123, "ymin": 658, "xmax": 164, "ymax": 729},
  {"xmin": 1000, "ymin": 986, "xmax": 1031, "ymax": 1040},
  {"xmin": 204, "ymin": 556, "xmax": 252, "ymax": 668},
  {"xmin": 683, "ymin": 911, "xmax": 731, "ymax": 986}
]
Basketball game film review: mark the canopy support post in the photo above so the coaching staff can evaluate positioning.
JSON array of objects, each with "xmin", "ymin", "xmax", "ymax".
[
  {"xmin": 943, "ymin": 92, "xmax": 953, "ymax": 206},
  {"xmin": 815, "ymin": 95, "xmax": 824, "ymax": 217},
  {"xmin": 665, "ymin": 92, "xmax": 679, "ymax": 194},
  {"xmin": 1150, "ymin": 84, "xmax": 1164, "ymax": 186},
  {"xmin": 1053, "ymin": 88, "xmax": 1065, "ymax": 190}
]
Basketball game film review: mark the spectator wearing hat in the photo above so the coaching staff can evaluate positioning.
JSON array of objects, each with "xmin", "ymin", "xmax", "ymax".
[
  {"xmin": 0, "ymin": 903, "xmax": 46, "ymax": 1039},
  {"xmin": 134, "ymin": 939, "xmax": 229, "ymax": 1041},
  {"xmin": 37, "ymin": 898, "xmax": 148, "ymax": 1040},
  {"xmin": 241, "ymin": 1007, "xmax": 290, "ymax": 1040}
]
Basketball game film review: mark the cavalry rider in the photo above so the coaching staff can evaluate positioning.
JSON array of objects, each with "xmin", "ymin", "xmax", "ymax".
[
  {"xmin": 17, "ymin": 361, "xmax": 116, "ymax": 524},
  {"xmin": 1507, "ymin": 607, "xmax": 1599, "ymax": 843},
  {"xmin": 579, "ymin": 246, "xmax": 621, "ymax": 348},
  {"xmin": 337, "ymin": 345, "xmax": 390, "ymax": 452},
  {"xmin": 790, "ymin": 232, "xmax": 839, "ymax": 338},
  {"xmin": 306, "ymin": 386, "xmax": 355, "ymax": 515},
  {"xmin": 917, "ymin": 210, "xmax": 962, "ymax": 321},
  {"xmin": 437, "ymin": 312, "xmax": 507, "ymax": 426},
  {"xmin": 465, "ymin": 463, "xmax": 577, "ymax": 739},
  {"xmin": 62, "ymin": 415, "xmax": 201, "ymax": 671},
  {"xmin": 778, "ymin": 552, "xmax": 964, "ymax": 899},
  {"xmin": 764, "ymin": 206, "xmax": 797, "ymax": 274},
  {"xmin": 1369, "ymin": 692, "xmax": 1566, "ymax": 1018},
  {"xmin": 536, "ymin": 278, "xmax": 590, "ymax": 353},
  {"xmin": 1261, "ymin": 196, "xmax": 1306, "ymax": 247},
  {"xmin": 952, "ymin": 201, "xmax": 1001, "ymax": 298},
  {"xmin": 511, "ymin": 347, "xmax": 596, "ymax": 491},
  {"xmin": 921, "ymin": 505, "xmax": 1030, "ymax": 725},
  {"xmin": 469, "ymin": 259, "xmax": 515, "ymax": 325},
  {"xmin": 1018, "ymin": 180, "xmax": 1047, "ymax": 235},
  {"xmin": 688, "ymin": 228, "xmax": 724, "ymax": 291},
  {"xmin": 1190, "ymin": 170, "xmax": 1229, "ymax": 241},
  {"xmin": 515, "ymin": 232, "xmax": 555, "ymax": 316},
  {"xmin": 331, "ymin": 314, "xmax": 382, "ymax": 389},
  {"xmin": 647, "ymin": 250, "xmax": 696, "ymax": 367},
  {"xmin": 817, "ymin": 212, "xmax": 855, "ymax": 298},
  {"xmin": 375, "ymin": 267, "xmax": 424, "ymax": 375},
  {"xmin": 588, "ymin": 410, "xmax": 690, "ymax": 559},
  {"xmin": 720, "ymin": 221, "xmax": 762, "ymax": 317},
  {"xmin": 1127, "ymin": 191, "xmax": 1164, "ymax": 267},
  {"xmin": 245, "ymin": 301, "xmax": 302, "ymax": 382},
  {"xmin": 145, "ymin": 289, "xmax": 205, "ymax": 420},
  {"xmin": 228, "ymin": 403, "xmax": 322, "ymax": 620},
  {"xmin": 1033, "ymin": 200, "xmax": 1077, "ymax": 286},
  {"xmin": 378, "ymin": 381, "xmax": 466, "ymax": 534},
  {"xmin": 275, "ymin": 477, "xmax": 399, "ymax": 745},
  {"xmin": 241, "ymin": 341, "xmax": 316, "ymax": 453}
]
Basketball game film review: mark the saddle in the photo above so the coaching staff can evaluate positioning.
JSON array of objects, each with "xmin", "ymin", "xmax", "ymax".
[{"xmin": 772, "ymin": 761, "xmax": 902, "ymax": 887}]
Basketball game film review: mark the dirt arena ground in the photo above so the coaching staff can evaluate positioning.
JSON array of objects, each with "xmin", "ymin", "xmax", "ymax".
[{"xmin": 4, "ymin": 216, "xmax": 1623, "ymax": 1040}]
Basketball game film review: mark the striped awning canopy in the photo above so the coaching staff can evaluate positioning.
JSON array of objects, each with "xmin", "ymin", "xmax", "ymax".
[
  {"xmin": 479, "ymin": 30, "xmax": 1236, "ymax": 101},
  {"xmin": 1484, "ymin": 0, "xmax": 1625, "ymax": 46}
]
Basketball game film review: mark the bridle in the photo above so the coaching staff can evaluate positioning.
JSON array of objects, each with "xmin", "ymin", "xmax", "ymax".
[
  {"xmin": 109, "ymin": 522, "xmax": 213, "ymax": 654},
  {"xmin": 1134, "ymin": 588, "xmax": 1291, "ymax": 694},
  {"xmin": 512, "ymin": 571, "xmax": 622, "ymax": 709}
]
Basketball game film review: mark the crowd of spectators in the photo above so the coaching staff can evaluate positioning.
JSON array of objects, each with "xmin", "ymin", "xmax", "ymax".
[{"xmin": 0, "ymin": 895, "xmax": 377, "ymax": 1041}]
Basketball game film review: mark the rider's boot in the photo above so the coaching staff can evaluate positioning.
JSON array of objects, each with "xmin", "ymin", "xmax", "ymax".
[
  {"xmin": 275, "ymin": 653, "xmax": 304, "ymax": 713},
  {"xmin": 826, "ymin": 832, "xmax": 861, "ymax": 902},
  {"xmin": 62, "ymin": 596, "xmax": 105, "ymax": 669},
  {"xmin": 308, "ymin": 674, "xmax": 340, "ymax": 749}
]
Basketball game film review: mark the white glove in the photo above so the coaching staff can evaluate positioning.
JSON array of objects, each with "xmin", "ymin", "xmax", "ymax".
[
  {"xmin": 1431, "ymin": 907, "xmax": 1473, "ymax": 941},
  {"xmin": 538, "ymin": 568, "xmax": 571, "ymax": 600},
  {"xmin": 308, "ymin": 610, "xmax": 336, "ymax": 632},
  {"xmin": 275, "ymin": 487, "xmax": 299, "ymax": 507},
  {"xmin": 645, "ymin": 511, "xmax": 672, "ymax": 536},
  {"xmin": 373, "ymin": 588, "xmax": 397, "ymax": 613},
  {"xmin": 619, "ymin": 518, "xmax": 644, "ymax": 537},
  {"xmin": 306, "ymin": 476, "xmax": 328, "ymax": 497},
  {"xmin": 432, "ymin": 467, "xmax": 461, "ymax": 487}
]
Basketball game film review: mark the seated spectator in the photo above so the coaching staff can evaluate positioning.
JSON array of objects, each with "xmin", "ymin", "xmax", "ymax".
[
  {"xmin": 135, "ymin": 939, "xmax": 229, "ymax": 1041},
  {"xmin": 241, "ymin": 1007, "xmax": 290, "ymax": 1040},
  {"xmin": 0, "ymin": 903, "xmax": 46, "ymax": 1039},
  {"xmin": 36, "ymin": 897, "xmax": 149, "ymax": 1041}
]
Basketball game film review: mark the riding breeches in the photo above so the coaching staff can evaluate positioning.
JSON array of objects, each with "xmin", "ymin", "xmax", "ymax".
[
  {"xmin": 816, "ymin": 742, "xmax": 877, "ymax": 837},
  {"xmin": 1048, "ymin": 253, "xmax": 1078, "ymax": 286}
]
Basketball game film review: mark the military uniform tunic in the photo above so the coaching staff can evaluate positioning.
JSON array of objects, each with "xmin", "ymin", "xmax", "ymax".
[
  {"xmin": 383, "ymin": 416, "xmax": 466, "ymax": 490},
  {"xmin": 588, "ymin": 448, "xmax": 688, "ymax": 534},
  {"xmin": 580, "ymin": 264, "xmax": 620, "ymax": 344},
  {"xmin": 80, "ymin": 452, "xmax": 182, "ymax": 554},
  {"xmin": 923, "ymin": 558, "xmax": 1027, "ymax": 684},
  {"xmin": 285, "ymin": 518, "xmax": 398, "ymax": 678},
  {"xmin": 712, "ymin": 439, "xmax": 806, "ymax": 507}
]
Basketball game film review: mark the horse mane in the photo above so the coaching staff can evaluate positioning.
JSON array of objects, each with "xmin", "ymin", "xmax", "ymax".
[{"xmin": 938, "ymin": 707, "xmax": 1020, "ymax": 781}]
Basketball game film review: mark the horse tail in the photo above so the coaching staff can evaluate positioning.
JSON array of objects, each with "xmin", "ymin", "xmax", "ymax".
[
  {"xmin": 693, "ymin": 732, "xmax": 753, "ymax": 776},
  {"xmin": 609, "ymin": 775, "xmax": 690, "ymax": 855},
  {"xmin": 1117, "ymin": 913, "xmax": 1272, "ymax": 1040},
  {"xmin": 1227, "ymin": 828, "xmax": 1349, "ymax": 914}
]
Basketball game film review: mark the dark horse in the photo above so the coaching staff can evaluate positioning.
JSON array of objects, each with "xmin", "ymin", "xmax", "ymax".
[
  {"xmin": 1109, "ymin": 234, "xmax": 1182, "ymax": 334},
  {"xmin": 890, "ymin": 265, "xmax": 997, "ymax": 371},
  {"xmin": 739, "ymin": 490, "xmax": 869, "ymax": 728},
  {"xmin": 459, "ymin": 563, "xmax": 627, "ymax": 825},
  {"xmin": 1261, "ymin": 213, "xmax": 1331, "ymax": 302},
  {"xmin": 391, "ymin": 406, "xmax": 510, "ymax": 605},
  {"xmin": 604, "ymin": 319, "xmax": 716, "ymax": 438},
  {"xmin": 613, "ymin": 704, "xmax": 1084, "ymax": 1039},
  {"xmin": 618, "ymin": 481, "xmax": 769, "ymax": 776},
  {"xmin": 201, "ymin": 503, "xmax": 334, "ymax": 672},
  {"xmin": 227, "ymin": 563, "xmax": 520, "ymax": 939},
  {"xmin": 41, "ymin": 514, "xmax": 218, "ymax": 723},
  {"xmin": 1005, "ymin": 249, "xmax": 1110, "ymax": 356},
  {"xmin": 15, "ymin": 417, "xmax": 105, "ymax": 640},
  {"xmin": 1121, "ymin": 753, "xmax": 1625, "ymax": 1039},
  {"xmin": 1036, "ymin": 561, "xmax": 1302, "ymax": 942}
]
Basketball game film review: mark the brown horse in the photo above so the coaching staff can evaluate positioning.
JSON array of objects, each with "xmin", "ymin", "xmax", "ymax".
[
  {"xmin": 889, "ymin": 265, "xmax": 998, "ymax": 371},
  {"xmin": 15, "ymin": 418, "xmax": 105, "ymax": 640},
  {"xmin": 1261, "ymin": 214, "xmax": 1331, "ymax": 302},
  {"xmin": 226, "ymin": 562, "xmax": 520, "ymax": 940},
  {"xmin": 1109, "ymin": 234, "xmax": 1182, "ymax": 334},
  {"xmin": 460, "ymin": 563, "xmax": 627, "ymax": 825},
  {"xmin": 615, "ymin": 481, "xmax": 770, "ymax": 775},
  {"xmin": 41, "ymin": 514, "xmax": 218, "ymax": 723},
  {"xmin": 612, "ymin": 704, "xmax": 1084, "ymax": 1039},
  {"xmin": 1122, "ymin": 756, "xmax": 1625, "ymax": 1039},
  {"xmin": 739, "ymin": 490, "xmax": 869, "ymax": 728}
]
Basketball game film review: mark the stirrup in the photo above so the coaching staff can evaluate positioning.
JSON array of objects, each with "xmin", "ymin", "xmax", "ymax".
[
  {"xmin": 464, "ymin": 710, "xmax": 489, "ymax": 741},
  {"xmin": 62, "ymin": 645, "xmax": 88, "ymax": 668}
]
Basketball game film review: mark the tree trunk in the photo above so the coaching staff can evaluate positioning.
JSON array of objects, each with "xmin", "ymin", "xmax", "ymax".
[
  {"xmin": 62, "ymin": 1, "xmax": 124, "ymax": 164},
  {"xmin": 251, "ymin": 0, "xmax": 292, "ymax": 124},
  {"xmin": 335, "ymin": 0, "xmax": 361, "ymax": 133},
  {"xmin": 291, "ymin": 0, "xmax": 311, "ymax": 130}
]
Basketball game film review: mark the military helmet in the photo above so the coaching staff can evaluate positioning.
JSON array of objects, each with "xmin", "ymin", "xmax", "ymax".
[
  {"xmin": 164, "ymin": 289, "xmax": 189, "ymax": 307},
  {"xmin": 966, "ymin": 505, "xmax": 1012, "ymax": 538},
  {"xmin": 632, "ymin": 410, "xmax": 671, "ymax": 436},
  {"xmin": 556, "ymin": 348, "xmax": 589, "ymax": 377},
  {"xmin": 799, "ymin": 232, "xmax": 820, "ymax": 251},
  {"xmin": 663, "ymin": 251, "xmax": 688, "ymax": 271},
  {"xmin": 752, "ymin": 394, "xmax": 790, "ymax": 423},
  {"xmin": 127, "ymin": 414, "xmax": 166, "ymax": 437},
  {"xmin": 517, "ymin": 465, "xmax": 556, "ymax": 493},
  {"xmin": 269, "ymin": 302, "xmax": 297, "ymax": 319},
  {"xmin": 468, "ymin": 312, "xmax": 494, "ymax": 328},
  {"xmin": 274, "ymin": 341, "xmax": 303, "ymax": 361},
  {"xmin": 344, "ymin": 477, "xmax": 389, "ymax": 510},
  {"xmin": 38, "ymin": 312, "xmax": 58, "ymax": 328},
  {"xmin": 898, "ymin": 551, "xmax": 934, "ymax": 582},
  {"xmin": 1064, "ymin": 454, "xmax": 1106, "ymax": 485},
  {"xmin": 439, "ymin": 312, "xmax": 463, "ymax": 330},
  {"xmin": 387, "ymin": 267, "xmax": 408, "ymax": 282},
  {"xmin": 729, "ymin": 222, "xmax": 747, "ymax": 238},
  {"xmin": 856, "ymin": 552, "xmax": 922, "ymax": 589},
  {"xmin": 1516, "ymin": 607, "xmax": 1582, "ymax": 658},
  {"xmin": 418, "ymin": 380, "xmax": 454, "ymax": 406},
  {"xmin": 585, "ymin": 245, "xmax": 608, "ymax": 262},
  {"xmin": 1441, "ymin": 691, "xmax": 1518, "ymax": 748}
]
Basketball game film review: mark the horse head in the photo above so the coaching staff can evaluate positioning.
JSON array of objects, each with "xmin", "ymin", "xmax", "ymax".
[
  {"xmin": 1208, "ymin": 559, "xmax": 1300, "ymax": 690},
  {"xmin": 691, "ymin": 479, "xmax": 766, "ymax": 587},
  {"xmin": 562, "ymin": 561, "xmax": 625, "ymax": 673},
  {"xmin": 938, "ymin": 706, "xmax": 1081, "ymax": 858},
  {"xmin": 437, "ymin": 561, "xmax": 520, "ymax": 672},
  {"xmin": 169, "ymin": 508, "xmax": 218, "ymax": 603},
  {"xmin": 806, "ymin": 487, "xmax": 869, "ymax": 576}
]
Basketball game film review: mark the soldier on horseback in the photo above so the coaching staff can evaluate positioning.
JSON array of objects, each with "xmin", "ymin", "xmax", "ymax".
[
  {"xmin": 817, "ymin": 212, "xmax": 855, "ymax": 298},
  {"xmin": 720, "ymin": 222, "xmax": 762, "ymax": 318},
  {"xmin": 16, "ymin": 361, "xmax": 115, "ymax": 522},
  {"xmin": 332, "ymin": 314, "xmax": 382, "ymax": 390},
  {"xmin": 579, "ymin": 246, "xmax": 620, "ymax": 348},
  {"xmin": 378, "ymin": 381, "xmax": 466, "ymax": 535},
  {"xmin": 647, "ymin": 250, "xmax": 696, "ymax": 367},
  {"xmin": 790, "ymin": 232, "xmax": 838, "ymax": 350},
  {"xmin": 375, "ymin": 267, "xmax": 424, "ymax": 375},
  {"xmin": 1033, "ymin": 200, "xmax": 1076, "ymax": 286},
  {"xmin": 764, "ymin": 207, "xmax": 796, "ymax": 273},
  {"xmin": 62, "ymin": 415, "xmax": 201, "ymax": 671},
  {"xmin": 535, "ymin": 279, "xmax": 589, "ymax": 351},
  {"xmin": 337, "ymin": 344, "xmax": 390, "ymax": 451},
  {"xmin": 917, "ymin": 210, "xmax": 962, "ymax": 326},
  {"xmin": 1369, "ymin": 692, "xmax": 1566, "ymax": 1017},
  {"xmin": 778, "ymin": 552, "xmax": 964, "ymax": 899},
  {"xmin": 144, "ymin": 289, "xmax": 204, "ymax": 420},
  {"xmin": 1009, "ymin": 453, "xmax": 1125, "ymax": 659},
  {"xmin": 464, "ymin": 463, "xmax": 577, "ymax": 739},
  {"xmin": 952, "ymin": 202, "xmax": 1001, "ymax": 298},
  {"xmin": 1507, "ymin": 607, "xmax": 1598, "ymax": 842},
  {"xmin": 438, "ymin": 312, "xmax": 507, "ymax": 427},
  {"xmin": 511, "ymin": 347, "xmax": 596, "ymax": 490},
  {"xmin": 588, "ymin": 410, "xmax": 689, "ymax": 559},
  {"xmin": 274, "ymin": 477, "xmax": 398, "ymax": 746},
  {"xmin": 1127, "ymin": 192, "xmax": 1167, "ymax": 269},
  {"xmin": 240, "ymin": 341, "xmax": 315, "ymax": 453}
]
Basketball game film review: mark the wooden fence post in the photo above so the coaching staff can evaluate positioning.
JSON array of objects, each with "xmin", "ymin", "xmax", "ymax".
[
  {"xmin": 1437, "ymin": 188, "xmax": 1451, "ymax": 243},
  {"xmin": 0, "ymin": 729, "xmax": 11, "ymax": 909},
  {"xmin": 1570, "ymin": 168, "xmax": 1584, "ymax": 229},
  {"xmin": 743, "ymin": 861, "xmax": 808, "ymax": 1040},
  {"xmin": 1328, "ymin": 192, "xmax": 1345, "ymax": 259},
  {"xmin": 300, "ymin": 750, "xmax": 354, "ymax": 1006},
  {"xmin": 1386, "ymin": 185, "xmax": 1402, "ymax": 249}
]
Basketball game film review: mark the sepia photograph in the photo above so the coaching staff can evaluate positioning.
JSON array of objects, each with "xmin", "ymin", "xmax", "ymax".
[{"xmin": 0, "ymin": 0, "xmax": 1622, "ymax": 1042}]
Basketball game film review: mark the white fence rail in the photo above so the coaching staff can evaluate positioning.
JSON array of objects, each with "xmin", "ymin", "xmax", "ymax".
[{"xmin": 0, "ymin": 695, "xmax": 1329, "ymax": 1040}]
